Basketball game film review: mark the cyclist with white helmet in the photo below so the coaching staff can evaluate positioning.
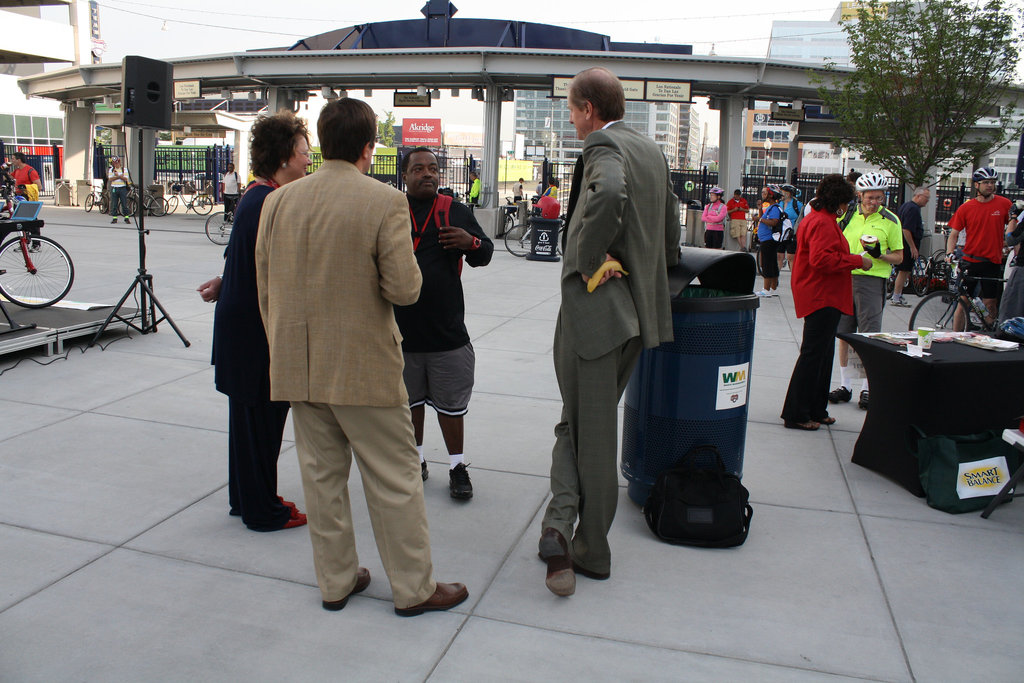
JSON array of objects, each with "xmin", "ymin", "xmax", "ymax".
[
  {"xmin": 701, "ymin": 186, "xmax": 727, "ymax": 249},
  {"xmin": 945, "ymin": 167, "xmax": 1017, "ymax": 329},
  {"xmin": 829, "ymin": 171, "xmax": 904, "ymax": 411}
]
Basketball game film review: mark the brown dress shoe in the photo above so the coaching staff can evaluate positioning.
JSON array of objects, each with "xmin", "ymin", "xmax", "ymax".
[
  {"xmin": 321, "ymin": 567, "xmax": 371, "ymax": 611},
  {"xmin": 394, "ymin": 582, "xmax": 469, "ymax": 617},
  {"xmin": 539, "ymin": 527, "xmax": 575, "ymax": 597}
]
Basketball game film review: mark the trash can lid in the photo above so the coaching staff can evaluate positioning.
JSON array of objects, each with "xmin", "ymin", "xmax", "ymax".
[{"xmin": 669, "ymin": 246, "xmax": 757, "ymax": 296}]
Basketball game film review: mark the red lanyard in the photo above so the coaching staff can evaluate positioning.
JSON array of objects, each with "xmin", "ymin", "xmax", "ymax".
[
  {"xmin": 409, "ymin": 196, "xmax": 438, "ymax": 251},
  {"xmin": 252, "ymin": 178, "xmax": 279, "ymax": 190}
]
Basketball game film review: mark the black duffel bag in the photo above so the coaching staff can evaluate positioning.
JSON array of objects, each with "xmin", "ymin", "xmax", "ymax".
[{"xmin": 643, "ymin": 445, "xmax": 752, "ymax": 548}]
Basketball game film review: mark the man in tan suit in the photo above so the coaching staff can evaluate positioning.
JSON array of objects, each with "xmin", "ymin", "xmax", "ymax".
[
  {"xmin": 256, "ymin": 98, "xmax": 467, "ymax": 616},
  {"xmin": 540, "ymin": 68, "xmax": 680, "ymax": 597}
]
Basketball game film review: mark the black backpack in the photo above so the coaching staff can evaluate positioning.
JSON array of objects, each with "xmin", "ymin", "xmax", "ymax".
[{"xmin": 643, "ymin": 445, "xmax": 753, "ymax": 548}]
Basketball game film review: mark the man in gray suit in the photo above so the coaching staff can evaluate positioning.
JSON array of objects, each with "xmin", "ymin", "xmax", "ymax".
[{"xmin": 540, "ymin": 67, "xmax": 681, "ymax": 597}]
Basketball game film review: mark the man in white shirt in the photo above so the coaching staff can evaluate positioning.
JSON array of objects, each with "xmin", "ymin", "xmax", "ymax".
[{"xmin": 219, "ymin": 162, "xmax": 242, "ymax": 217}]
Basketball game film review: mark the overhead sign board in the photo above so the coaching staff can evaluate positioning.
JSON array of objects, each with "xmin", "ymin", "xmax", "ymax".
[
  {"xmin": 394, "ymin": 91, "xmax": 431, "ymax": 107},
  {"xmin": 402, "ymin": 118, "xmax": 442, "ymax": 146},
  {"xmin": 770, "ymin": 105, "xmax": 805, "ymax": 122},
  {"xmin": 645, "ymin": 80, "xmax": 691, "ymax": 103},
  {"xmin": 173, "ymin": 80, "xmax": 201, "ymax": 100},
  {"xmin": 551, "ymin": 76, "xmax": 690, "ymax": 103}
]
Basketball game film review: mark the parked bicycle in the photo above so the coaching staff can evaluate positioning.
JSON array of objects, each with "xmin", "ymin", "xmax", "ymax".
[
  {"xmin": 0, "ymin": 214, "xmax": 75, "ymax": 308},
  {"xmin": 126, "ymin": 184, "xmax": 166, "ymax": 217},
  {"xmin": 83, "ymin": 183, "xmax": 109, "ymax": 214},
  {"xmin": 164, "ymin": 181, "xmax": 213, "ymax": 215},
  {"xmin": 908, "ymin": 257, "xmax": 1003, "ymax": 333},
  {"xmin": 497, "ymin": 197, "xmax": 520, "ymax": 238}
]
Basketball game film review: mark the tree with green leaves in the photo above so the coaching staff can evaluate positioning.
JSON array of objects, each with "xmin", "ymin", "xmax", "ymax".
[
  {"xmin": 377, "ymin": 110, "xmax": 396, "ymax": 148},
  {"xmin": 816, "ymin": 0, "xmax": 1024, "ymax": 188}
]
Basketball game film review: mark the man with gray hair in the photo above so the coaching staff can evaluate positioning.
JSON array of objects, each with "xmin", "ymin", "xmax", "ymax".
[
  {"xmin": 538, "ymin": 67, "xmax": 680, "ymax": 597},
  {"xmin": 890, "ymin": 186, "xmax": 930, "ymax": 307}
]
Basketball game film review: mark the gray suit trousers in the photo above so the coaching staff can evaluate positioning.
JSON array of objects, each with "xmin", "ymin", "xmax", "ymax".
[{"xmin": 543, "ymin": 313, "xmax": 642, "ymax": 575}]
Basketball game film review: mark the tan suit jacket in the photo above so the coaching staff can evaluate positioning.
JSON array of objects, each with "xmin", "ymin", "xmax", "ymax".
[{"xmin": 256, "ymin": 159, "xmax": 421, "ymax": 406}]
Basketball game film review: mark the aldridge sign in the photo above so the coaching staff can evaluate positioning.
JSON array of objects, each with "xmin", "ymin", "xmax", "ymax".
[{"xmin": 402, "ymin": 118, "xmax": 442, "ymax": 146}]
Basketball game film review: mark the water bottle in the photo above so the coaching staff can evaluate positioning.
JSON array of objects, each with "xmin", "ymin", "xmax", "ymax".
[{"xmin": 972, "ymin": 297, "xmax": 988, "ymax": 318}]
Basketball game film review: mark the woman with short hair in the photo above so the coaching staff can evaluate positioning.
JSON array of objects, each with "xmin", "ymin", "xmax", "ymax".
[
  {"xmin": 781, "ymin": 174, "xmax": 872, "ymax": 431},
  {"xmin": 196, "ymin": 111, "xmax": 313, "ymax": 530}
]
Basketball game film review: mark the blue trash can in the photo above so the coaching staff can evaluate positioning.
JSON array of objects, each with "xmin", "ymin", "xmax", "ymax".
[{"xmin": 621, "ymin": 249, "xmax": 758, "ymax": 505}]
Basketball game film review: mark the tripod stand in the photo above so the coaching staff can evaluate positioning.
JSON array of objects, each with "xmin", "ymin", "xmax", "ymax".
[{"xmin": 90, "ymin": 129, "xmax": 190, "ymax": 348}]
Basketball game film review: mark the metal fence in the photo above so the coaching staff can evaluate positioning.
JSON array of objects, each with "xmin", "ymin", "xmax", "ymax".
[{"xmin": 96, "ymin": 144, "xmax": 234, "ymax": 200}]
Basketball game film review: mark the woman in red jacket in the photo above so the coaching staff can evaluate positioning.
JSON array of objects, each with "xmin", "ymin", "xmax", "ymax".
[{"xmin": 781, "ymin": 175, "xmax": 871, "ymax": 430}]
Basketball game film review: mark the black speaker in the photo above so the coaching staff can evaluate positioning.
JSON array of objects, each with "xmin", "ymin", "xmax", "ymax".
[{"xmin": 121, "ymin": 56, "xmax": 172, "ymax": 130}]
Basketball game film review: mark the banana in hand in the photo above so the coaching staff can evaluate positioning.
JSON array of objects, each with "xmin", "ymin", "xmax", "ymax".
[{"xmin": 586, "ymin": 260, "xmax": 629, "ymax": 293}]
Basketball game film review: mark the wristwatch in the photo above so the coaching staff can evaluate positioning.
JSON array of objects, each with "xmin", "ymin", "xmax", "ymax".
[{"xmin": 471, "ymin": 236, "xmax": 481, "ymax": 250}]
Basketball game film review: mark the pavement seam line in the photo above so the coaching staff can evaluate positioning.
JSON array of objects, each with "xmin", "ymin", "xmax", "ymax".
[{"xmin": 828, "ymin": 426, "xmax": 917, "ymax": 683}]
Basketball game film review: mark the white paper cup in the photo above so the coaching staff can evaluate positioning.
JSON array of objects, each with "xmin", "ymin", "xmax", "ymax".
[{"xmin": 917, "ymin": 326, "xmax": 934, "ymax": 349}]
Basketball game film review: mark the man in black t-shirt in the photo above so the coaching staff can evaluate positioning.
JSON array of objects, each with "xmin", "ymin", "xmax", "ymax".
[
  {"xmin": 396, "ymin": 147, "xmax": 494, "ymax": 500},
  {"xmin": 891, "ymin": 187, "xmax": 930, "ymax": 306}
]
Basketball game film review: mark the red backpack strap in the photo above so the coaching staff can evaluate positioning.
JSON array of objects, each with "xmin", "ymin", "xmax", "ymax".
[{"xmin": 433, "ymin": 192, "xmax": 453, "ymax": 228}]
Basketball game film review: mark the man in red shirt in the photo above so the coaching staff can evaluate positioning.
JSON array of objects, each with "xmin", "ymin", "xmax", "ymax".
[
  {"xmin": 727, "ymin": 189, "xmax": 750, "ymax": 250},
  {"xmin": 10, "ymin": 152, "xmax": 40, "ymax": 198},
  {"xmin": 946, "ymin": 167, "xmax": 1018, "ymax": 328}
]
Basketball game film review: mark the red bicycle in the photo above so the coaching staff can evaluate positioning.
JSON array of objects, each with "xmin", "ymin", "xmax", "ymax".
[{"xmin": 0, "ymin": 220, "xmax": 75, "ymax": 308}]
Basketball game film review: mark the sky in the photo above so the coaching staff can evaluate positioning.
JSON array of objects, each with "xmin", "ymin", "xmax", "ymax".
[{"xmin": 84, "ymin": 0, "xmax": 843, "ymax": 60}]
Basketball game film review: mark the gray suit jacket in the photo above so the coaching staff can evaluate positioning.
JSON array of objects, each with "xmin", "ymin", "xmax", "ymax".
[{"xmin": 560, "ymin": 122, "xmax": 681, "ymax": 359}]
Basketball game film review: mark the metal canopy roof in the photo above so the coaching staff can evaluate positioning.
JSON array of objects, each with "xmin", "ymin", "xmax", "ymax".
[{"xmin": 19, "ymin": 47, "xmax": 842, "ymax": 106}]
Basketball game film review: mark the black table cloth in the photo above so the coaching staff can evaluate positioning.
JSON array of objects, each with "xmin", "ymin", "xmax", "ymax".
[{"xmin": 839, "ymin": 333, "xmax": 1024, "ymax": 496}]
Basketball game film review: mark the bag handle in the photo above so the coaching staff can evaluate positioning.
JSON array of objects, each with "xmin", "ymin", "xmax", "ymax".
[{"xmin": 678, "ymin": 444, "xmax": 728, "ymax": 473}]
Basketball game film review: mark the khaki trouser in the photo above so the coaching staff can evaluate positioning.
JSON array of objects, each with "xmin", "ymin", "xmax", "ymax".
[{"xmin": 290, "ymin": 401, "xmax": 436, "ymax": 609}]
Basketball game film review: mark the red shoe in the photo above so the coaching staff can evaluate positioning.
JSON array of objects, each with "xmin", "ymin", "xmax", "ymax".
[
  {"xmin": 282, "ymin": 511, "xmax": 307, "ymax": 529},
  {"xmin": 278, "ymin": 496, "xmax": 297, "ymax": 511}
]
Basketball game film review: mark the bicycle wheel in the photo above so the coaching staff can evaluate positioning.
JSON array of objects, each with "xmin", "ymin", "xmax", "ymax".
[
  {"xmin": 144, "ymin": 194, "xmax": 166, "ymax": 217},
  {"xmin": 195, "ymin": 195, "xmax": 213, "ymax": 215},
  {"xmin": 910, "ymin": 256, "xmax": 929, "ymax": 295},
  {"xmin": 499, "ymin": 210, "xmax": 514, "ymax": 238},
  {"xmin": 908, "ymin": 290, "xmax": 959, "ymax": 331},
  {"xmin": 84, "ymin": 195, "xmax": 95, "ymax": 213},
  {"xmin": 100, "ymin": 194, "xmax": 110, "ymax": 214},
  {"xmin": 886, "ymin": 266, "xmax": 896, "ymax": 296},
  {"xmin": 126, "ymin": 196, "xmax": 137, "ymax": 217},
  {"xmin": 205, "ymin": 212, "xmax": 232, "ymax": 245},
  {"xmin": 0, "ymin": 235, "xmax": 75, "ymax": 308},
  {"xmin": 165, "ymin": 194, "xmax": 179, "ymax": 214},
  {"xmin": 504, "ymin": 224, "xmax": 531, "ymax": 257}
]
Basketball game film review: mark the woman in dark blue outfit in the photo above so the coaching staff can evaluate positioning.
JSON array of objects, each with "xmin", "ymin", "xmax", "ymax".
[{"xmin": 196, "ymin": 112, "xmax": 312, "ymax": 531}]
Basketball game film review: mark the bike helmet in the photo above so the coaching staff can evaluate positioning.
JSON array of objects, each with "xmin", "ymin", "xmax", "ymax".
[
  {"xmin": 765, "ymin": 184, "xmax": 783, "ymax": 199},
  {"xmin": 855, "ymin": 172, "xmax": 888, "ymax": 191},
  {"xmin": 709, "ymin": 186, "xmax": 724, "ymax": 196},
  {"xmin": 972, "ymin": 167, "xmax": 998, "ymax": 182},
  {"xmin": 780, "ymin": 183, "xmax": 799, "ymax": 196}
]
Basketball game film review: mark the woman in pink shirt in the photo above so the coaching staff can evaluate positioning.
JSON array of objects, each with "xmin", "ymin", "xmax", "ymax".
[{"xmin": 702, "ymin": 186, "xmax": 727, "ymax": 249}]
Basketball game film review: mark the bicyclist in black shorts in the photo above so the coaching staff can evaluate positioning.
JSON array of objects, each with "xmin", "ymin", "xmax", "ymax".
[{"xmin": 945, "ymin": 167, "xmax": 1017, "ymax": 328}]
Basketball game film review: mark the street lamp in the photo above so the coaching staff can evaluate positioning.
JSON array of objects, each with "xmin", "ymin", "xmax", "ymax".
[
  {"xmin": 840, "ymin": 147, "xmax": 850, "ymax": 175},
  {"xmin": 763, "ymin": 136, "xmax": 774, "ymax": 184}
]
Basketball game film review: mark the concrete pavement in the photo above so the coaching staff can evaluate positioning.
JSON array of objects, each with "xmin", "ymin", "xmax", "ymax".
[{"xmin": 1, "ymin": 205, "xmax": 1022, "ymax": 682}]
